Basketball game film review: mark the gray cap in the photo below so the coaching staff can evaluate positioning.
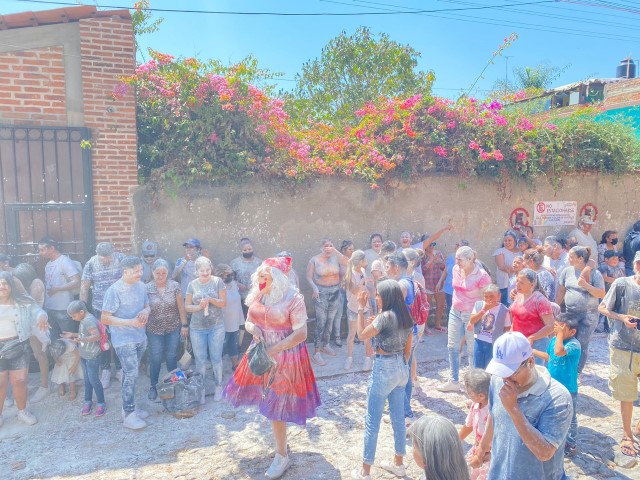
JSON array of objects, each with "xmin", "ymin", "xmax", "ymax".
[
  {"xmin": 142, "ymin": 240, "xmax": 158, "ymax": 256},
  {"xmin": 95, "ymin": 242, "xmax": 114, "ymax": 257}
]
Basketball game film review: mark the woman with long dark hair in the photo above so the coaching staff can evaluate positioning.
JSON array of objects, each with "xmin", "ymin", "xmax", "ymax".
[
  {"xmin": 0, "ymin": 271, "xmax": 49, "ymax": 426},
  {"xmin": 351, "ymin": 279, "xmax": 413, "ymax": 480}
]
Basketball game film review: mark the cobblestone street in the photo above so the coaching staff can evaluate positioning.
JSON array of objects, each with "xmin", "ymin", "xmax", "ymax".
[{"xmin": 2, "ymin": 331, "xmax": 640, "ymax": 480}]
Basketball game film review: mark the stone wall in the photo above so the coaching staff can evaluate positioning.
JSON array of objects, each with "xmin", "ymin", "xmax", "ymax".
[{"xmin": 133, "ymin": 174, "xmax": 640, "ymax": 295}]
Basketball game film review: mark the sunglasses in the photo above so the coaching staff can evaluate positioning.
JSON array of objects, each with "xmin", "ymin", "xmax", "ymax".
[{"xmin": 144, "ymin": 254, "xmax": 156, "ymax": 258}]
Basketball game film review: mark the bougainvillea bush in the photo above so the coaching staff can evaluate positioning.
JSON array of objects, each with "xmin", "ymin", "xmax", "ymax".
[{"xmin": 120, "ymin": 51, "xmax": 640, "ymax": 195}]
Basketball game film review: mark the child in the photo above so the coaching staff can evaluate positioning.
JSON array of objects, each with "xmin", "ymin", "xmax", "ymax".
[
  {"xmin": 460, "ymin": 369, "xmax": 492, "ymax": 480},
  {"xmin": 467, "ymin": 284, "xmax": 511, "ymax": 369},
  {"xmin": 596, "ymin": 251, "xmax": 625, "ymax": 333},
  {"xmin": 507, "ymin": 256, "xmax": 524, "ymax": 305},
  {"xmin": 50, "ymin": 337, "xmax": 82, "ymax": 400},
  {"xmin": 216, "ymin": 264, "xmax": 244, "ymax": 370},
  {"xmin": 532, "ymin": 312, "xmax": 581, "ymax": 457},
  {"xmin": 66, "ymin": 300, "xmax": 106, "ymax": 416}
]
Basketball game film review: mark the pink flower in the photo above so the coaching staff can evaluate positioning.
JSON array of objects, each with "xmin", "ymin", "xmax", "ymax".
[
  {"xmin": 370, "ymin": 184, "xmax": 380, "ymax": 190},
  {"xmin": 469, "ymin": 141, "xmax": 480, "ymax": 151},
  {"xmin": 255, "ymin": 124, "xmax": 268, "ymax": 135},
  {"xmin": 517, "ymin": 152, "xmax": 527, "ymax": 161},
  {"xmin": 493, "ymin": 115, "xmax": 507, "ymax": 126},
  {"xmin": 433, "ymin": 146, "xmax": 448, "ymax": 157},
  {"xmin": 111, "ymin": 83, "xmax": 129, "ymax": 100},
  {"xmin": 345, "ymin": 169, "xmax": 353, "ymax": 175},
  {"xmin": 400, "ymin": 94, "xmax": 422, "ymax": 110},
  {"xmin": 517, "ymin": 118, "xmax": 534, "ymax": 131},
  {"xmin": 354, "ymin": 129, "xmax": 366, "ymax": 139},
  {"xmin": 208, "ymin": 132, "xmax": 218, "ymax": 143},
  {"xmin": 480, "ymin": 150, "xmax": 492, "ymax": 160},
  {"xmin": 446, "ymin": 121, "xmax": 456, "ymax": 130},
  {"xmin": 544, "ymin": 122, "xmax": 558, "ymax": 131},
  {"xmin": 493, "ymin": 150, "xmax": 504, "ymax": 161}
]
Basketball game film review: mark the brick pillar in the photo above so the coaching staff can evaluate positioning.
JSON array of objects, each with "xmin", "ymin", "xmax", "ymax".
[{"xmin": 79, "ymin": 16, "xmax": 137, "ymax": 253}]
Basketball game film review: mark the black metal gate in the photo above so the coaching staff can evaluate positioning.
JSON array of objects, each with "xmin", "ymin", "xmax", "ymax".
[{"xmin": 0, "ymin": 125, "xmax": 95, "ymax": 265}]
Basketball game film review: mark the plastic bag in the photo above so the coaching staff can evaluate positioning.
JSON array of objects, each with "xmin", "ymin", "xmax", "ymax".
[{"xmin": 157, "ymin": 368, "xmax": 203, "ymax": 418}]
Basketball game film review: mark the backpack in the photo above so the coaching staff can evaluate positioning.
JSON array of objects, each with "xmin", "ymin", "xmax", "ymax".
[
  {"xmin": 98, "ymin": 321, "xmax": 110, "ymax": 351},
  {"xmin": 410, "ymin": 281, "xmax": 430, "ymax": 326}
]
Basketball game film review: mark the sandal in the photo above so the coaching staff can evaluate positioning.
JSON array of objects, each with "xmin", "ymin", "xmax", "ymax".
[
  {"xmin": 434, "ymin": 326, "xmax": 448, "ymax": 333},
  {"xmin": 620, "ymin": 437, "xmax": 638, "ymax": 457},
  {"xmin": 423, "ymin": 328, "xmax": 435, "ymax": 337}
]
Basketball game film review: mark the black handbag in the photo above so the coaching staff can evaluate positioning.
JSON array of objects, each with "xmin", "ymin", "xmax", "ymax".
[
  {"xmin": 247, "ymin": 340, "xmax": 276, "ymax": 376},
  {"xmin": 0, "ymin": 338, "xmax": 26, "ymax": 360}
]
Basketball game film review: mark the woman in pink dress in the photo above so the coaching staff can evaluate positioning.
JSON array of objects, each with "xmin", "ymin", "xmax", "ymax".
[{"xmin": 224, "ymin": 257, "xmax": 321, "ymax": 480}]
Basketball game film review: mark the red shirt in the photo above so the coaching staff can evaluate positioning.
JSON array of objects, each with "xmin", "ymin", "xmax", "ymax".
[{"xmin": 509, "ymin": 291, "xmax": 553, "ymax": 338}]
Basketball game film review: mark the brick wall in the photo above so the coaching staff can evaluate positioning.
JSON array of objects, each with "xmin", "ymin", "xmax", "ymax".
[
  {"xmin": 0, "ymin": 46, "xmax": 67, "ymax": 125},
  {"xmin": 604, "ymin": 78, "xmax": 640, "ymax": 110},
  {"xmin": 79, "ymin": 16, "xmax": 137, "ymax": 252}
]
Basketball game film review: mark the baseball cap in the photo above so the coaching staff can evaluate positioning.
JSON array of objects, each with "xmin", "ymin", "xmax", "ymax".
[
  {"xmin": 485, "ymin": 331, "xmax": 533, "ymax": 378},
  {"xmin": 579, "ymin": 215, "xmax": 595, "ymax": 225},
  {"xmin": 634, "ymin": 251, "xmax": 640, "ymax": 263},
  {"xmin": 95, "ymin": 242, "xmax": 114, "ymax": 257},
  {"xmin": 141, "ymin": 240, "xmax": 158, "ymax": 256},
  {"xmin": 183, "ymin": 238, "xmax": 201, "ymax": 248}
]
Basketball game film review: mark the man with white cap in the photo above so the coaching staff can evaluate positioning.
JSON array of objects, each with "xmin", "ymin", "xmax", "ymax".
[
  {"xmin": 476, "ymin": 331, "xmax": 572, "ymax": 480},
  {"xmin": 598, "ymin": 251, "xmax": 640, "ymax": 457},
  {"xmin": 569, "ymin": 215, "xmax": 598, "ymax": 262}
]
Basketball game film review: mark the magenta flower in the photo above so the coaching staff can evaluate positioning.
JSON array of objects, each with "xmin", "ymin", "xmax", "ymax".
[
  {"xmin": 208, "ymin": 132, "xmax": 218, "ymax": 143},
  {"xmin": 493, "ymin": 150, "xmax": 504, "ymax": 161},
  {"xmin": 433, "ymin": 146, "xmax": 448, "ymax": 157},
  {"xmin": 469, "ymin": 141, "xmax": 480, "ymax": 151}
]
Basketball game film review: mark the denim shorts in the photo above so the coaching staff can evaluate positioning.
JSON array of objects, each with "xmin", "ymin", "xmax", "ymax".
[{"xmin": 0, "ymin": 338, "xmax": 31, "ymax": 372}]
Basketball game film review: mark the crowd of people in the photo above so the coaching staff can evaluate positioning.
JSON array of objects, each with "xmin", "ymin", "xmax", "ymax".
[{"xmin": 1, "ymin": 217, "xmax": 640, "ymax": 479}]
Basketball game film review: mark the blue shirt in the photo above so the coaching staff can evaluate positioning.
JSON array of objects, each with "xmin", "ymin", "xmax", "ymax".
[
  {"xmin": 546, "ymin": 337, "xmax": 581, "ymax": 393},
  {"xmin": 101, "ymin": 279, "xmax": 149, "ymax": 348},
  {"xmin": 443, "ymin": 255, "xmax": 455, "ymax": 295},
  {"xmin": 488, "ymin": 367, "xmax": 572, "ymax": 480}
]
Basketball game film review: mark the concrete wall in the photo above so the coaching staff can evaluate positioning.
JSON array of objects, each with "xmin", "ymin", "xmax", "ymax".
[{"xmin": 133, "ymin": 174, "xmax": 640, "ymax": 295}]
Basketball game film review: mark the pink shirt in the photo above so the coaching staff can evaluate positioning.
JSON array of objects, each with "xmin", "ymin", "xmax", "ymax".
[{"xmin": 452, "ymin": 264, "xmax": 492, "ymax": 312}]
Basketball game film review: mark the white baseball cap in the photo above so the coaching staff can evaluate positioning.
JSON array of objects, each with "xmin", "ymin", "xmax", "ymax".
[{"xmin": 486, "ymin": 331, "xmax": 533, "ymax": 378}]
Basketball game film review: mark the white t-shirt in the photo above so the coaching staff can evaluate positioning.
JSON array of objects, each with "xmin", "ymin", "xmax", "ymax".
[
  {"xmin": 471, "ymin": 303, "xmax": 512, "ymax": 344},
  {"xmin": 44, "ymin": 255, "xmax": 79, "ymax": 310},
  {"xmin": 569, "ymin": 228, "xmax": 598, "ymax": 261}
]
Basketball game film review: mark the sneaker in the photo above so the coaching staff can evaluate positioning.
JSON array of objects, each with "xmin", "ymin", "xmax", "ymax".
[
  {"xmin": 4, "ymin": 396, "xmax": 14, "ymax": 408},
  {"xmin": 121, "ymin": 408, "xmax": 149, "ymax": 420},
  {"xmin": 122, "ymin": 411, "xmax": 147, "ymax": 430},
  {"xmin": 16, "ymin": 409, "xmax": 37, "ymax": 426},
  {"xmin": 362, "ymin": 356, "xmax": 373, "ymax": 371},
  {"xmin": 564, "ymin": 444, "xmax": 577, "ymax": 457},
  {"xmin": 379, "ymin": 460, "xmax": 406, "ymax": 477},
  {"xmin": 100, "ymin": 369, "xmax": 111, "ymax": 389},
  {"xmin": 350, "ymin": 468, "xmax": 371, "ymax": 480},
  {"xmin": 95, "ymin": 404, "xmax": 107, "ymax": 417},
  {"xmin": 344, "ymin": 357, "xmax": 353, "ymax": 370},
  {"xmin": 115, "ymin": 369, "xmax": 123, "ymax": 383},
  {"xmin": 30, "ymin": 386, "xmax": 49, "ymax": 404},
  {"xmin": 334, "ymin": 337, "xmax": 343, "ymax": 347},
  {"xmin": 148, "ymin": 386, "xmax": 158, "ymax": 401},
  {"xmin": 214, "ymin": 386, "xmax": 223, "ymax": 402},
  {"xmin": 264, "ymin": 452, "xmax": 291, "ymax": 479},
  {"xmin": 436, "ymin": 380, "xmax": 462, "ymax": 393},
  {"xmin": 313, "ymin": 352, "xmax": 326, "ymax": 366},
  {"xmin": 321, "ymin": 345, "xmax": 337, "ymax": 356},
  {"xmin": 81, "ymin": 402, "xmax": 93, "ymax": 416}
]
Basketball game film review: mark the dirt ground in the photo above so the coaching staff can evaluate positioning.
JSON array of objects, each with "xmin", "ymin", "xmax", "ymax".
[{"xmin": 1, "ymin": 331, "xmax": 640, "ymax": 480}]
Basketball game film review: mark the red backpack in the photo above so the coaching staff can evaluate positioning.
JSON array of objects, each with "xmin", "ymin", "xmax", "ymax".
[{"xmin": 410, "ymin": 281, "xmax": 430, "ymax": 326}]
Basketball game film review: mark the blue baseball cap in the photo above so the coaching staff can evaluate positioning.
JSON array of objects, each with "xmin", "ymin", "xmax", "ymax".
[{"xmin": 183, "ymin": 238, "xmax": 201, "ymax": 248}]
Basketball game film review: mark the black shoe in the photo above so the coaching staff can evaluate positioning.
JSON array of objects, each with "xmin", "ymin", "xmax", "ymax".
[
  {"xmin": 147, "ymin": 386, "xmax": 157, "ymax": 401},
  {"xmin": 564, "ymin": 444, "xmax": 577, "ymax": 457},
  {"xmin": 334, "ymin": 338, "xmax": 342, "ymax": 347}
]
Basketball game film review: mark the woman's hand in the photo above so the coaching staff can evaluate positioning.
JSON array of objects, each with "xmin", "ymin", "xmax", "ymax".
[
  {"xmin": 577, "ymin": 276, "xmax": 590, "ymax": 290},
  {"xmin": 509, "ymin": 289, "xmax": 517, "ymax": 301},
  {"xmin": 180, "ymin": 326, "xmax": 189, "ymax": 338},
  {"xmin": 198, "ymin": 299, "xmax": 209, "ymax": 310},
  {"xmin": 435, "ymin": 279, "xmax": 444, "ymax": 293},
  {"xmin": 251, "ymin": 325, "xmax": 264, "ymax": 342},
  {"xmin": 466, "ymin": 322, "xmax": 474, "ymax": 332},
  {"xmin": 357, "ymin": 290, "xmax": 369, "ymax": 309},
  {"xmin": 311, "ymin": 287, "xmax": 320, "ymax": 300}
]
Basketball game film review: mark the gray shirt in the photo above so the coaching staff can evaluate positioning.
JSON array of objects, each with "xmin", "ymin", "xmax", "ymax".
[
  {"xmin": 102, "ymin": 279, "xmax": 149, "ymax": 348},
  {"xmin": 601, "ymin": 276, "xmax": 640, "ymax": 352},
  {"xmin": 186, "ymin": 277, "xmax": 226, "ymax": 330},
  {"xmin": 558, "ymin": 266, "xmax": 604, "ymax": 313},
  {"xmin": 78, "ymin": 314, "xmax": 101, "ymax": 360},
  {"xmin": 372, "ymin": 311, "xmax": 412, "ymax": 354},
  {"xmin": 230, "ymin": 256, "xmax": 262, "ymax": 300}
]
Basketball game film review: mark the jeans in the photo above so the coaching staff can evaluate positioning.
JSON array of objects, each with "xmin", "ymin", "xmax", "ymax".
[
  {"xmin": 80, "ymin": 356, "xmax": 105, "ymax": 404},
  {"xmin": 575, "ymin": 310, "xmax": 598, "ymax": 373},
  {"xmin": 114, "ymin": 340, "xmax": 147, "ymax": 414},
  {"xmin": 314, "ymin": 284, "xmax": 341, "ymax": 349},
  {"xmin": 447, "ymin": 308, "xmax": 474, "ymax": 382},
  {"xmin": 190, "ymin": 323, "xmax": 225, "ymax": 387},
  {"xmin": 147, "ymin": 328, "xmax": 181, "ymax": 387},
  {"xmin": 332, "ymin": 288, "xmax": 346, "ymax": 341},
  {"xmin": 499, "ymin": 288, "xmax": 509, "ymax": 306},
  {"xmin": 567, "ymin": 392, "xmax": 578, "ymax": 448},
  {"xmin": 47, "ymin": 309, "xmax": 78, "ymax": 339},
  {"xmin": 363, "ymin": 354, "xmax": 409, "ymax": 465},
  {"xmin": 532, "ymin": 337, "xmax": 550, "ymax": 366},
  {"xmin": 474, "ymin": 339, "xmax": 493, "ymax": 369}
]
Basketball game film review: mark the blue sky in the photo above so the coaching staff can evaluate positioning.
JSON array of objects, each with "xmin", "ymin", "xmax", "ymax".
[{"xmin": 3, "ymin": 0, "xmax": 639, "ymax": 99}]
